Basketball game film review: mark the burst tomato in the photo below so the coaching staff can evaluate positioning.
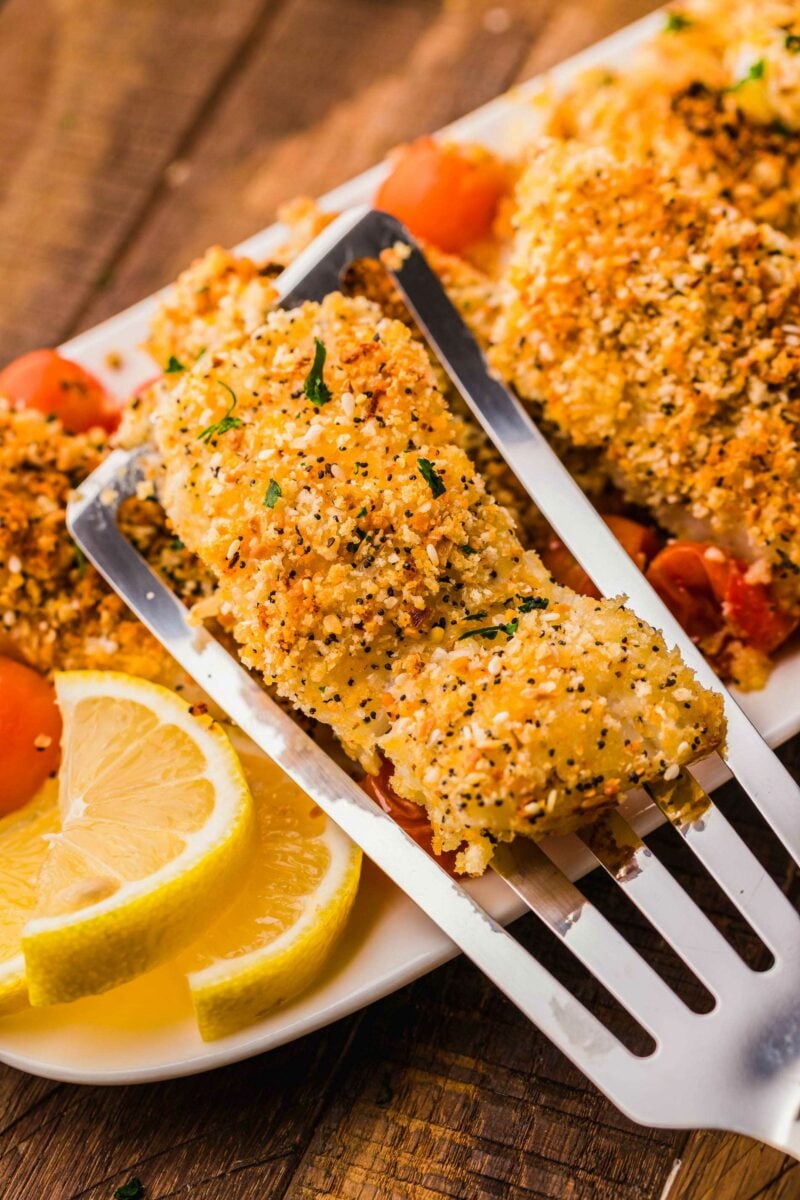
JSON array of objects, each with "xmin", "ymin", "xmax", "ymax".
[
  {"xmin": 540, "ymin": 515, "xmax": 661, "ymax": 599},
  {"xmin": 647, "ymin": 543, "xmax": 798, "ymax": 653},
  {"xmin": 375, "ymin": 136, "xmax": 508, "ymax": 254}
]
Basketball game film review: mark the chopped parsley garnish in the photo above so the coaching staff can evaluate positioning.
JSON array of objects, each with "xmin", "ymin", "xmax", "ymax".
[
  {"xmin": 728, "ymin": 59, "xmax": 766, "ymax": 91},
  {"xmin": 456, "ymin": 595, "xmax": 547, "ymax": 641},
  {"xmin": 346, "ymin": 527, "xmax": 370, "ymax": 554},
  {"xmin": 72, "ymin": 544, "xmax": 87, "ymax": 577},
  {"xmin": 304, "ymin": 337, "xmax": 332, "ymax": 407},
  {"xmin": 664, "ymin": 11, "xmax": 691, "ymax": 32},
  {"xmin": 171, "ymin": 537, "xmax": 185, "ymax": 551},
  {"xmin": 264, "ymin": 479, "xmax": 282, "ymax": 509},
  {"xmin": 356, "ymin": 506, "xmax": 368, "ymax": 518},
  {"xmin": 197, "ymin": 383, "xmax": 243, "ymax": 443},
  {"xmin": 786, "ymin": 33, "xmax": 800, "ymax": 53},
  {"xmin": 417, "ymin": 457, "xmax": 446, "ymax": 498},
  {"xmin": 165, "ymin": 355, "xmax": 185, "ymax": 374},
  {"xmin": 458, "ymin": 544, "xmax": 477, "ymax": 555},
  {"xmin": 114, "ymin": 1179, "xmax": 144, "ymax": 1200},
  {"xmin": 518, "ymin": 595, "xmax": 549, "ymax": 613},
  {"xmin": 458, "ymin": 618, "xmax": 518, "ymax": 642}
]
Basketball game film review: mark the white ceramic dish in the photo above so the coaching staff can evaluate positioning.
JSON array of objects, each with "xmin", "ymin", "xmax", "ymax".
[{"xmin": 2, "ymin": 6, "xmax": 798, "ymax": 1085}]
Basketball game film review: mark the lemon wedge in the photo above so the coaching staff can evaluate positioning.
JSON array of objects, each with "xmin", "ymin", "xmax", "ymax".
[
  {"xmin": 181, "ymin": 735, "xmax": 362, "ymax": 1041},
  {"xmin": 23, "ymin": 671, "xmax": 254, "ymax": 1006},
  {"xmin": 0, "ymin": 781, "xmax": 59, "ymax": 1015}
]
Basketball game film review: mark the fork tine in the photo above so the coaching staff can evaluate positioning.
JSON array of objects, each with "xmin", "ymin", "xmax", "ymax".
[
  {"xmin": 646, "ymin": 773, "xmax": 800, "ymax": 955},
  {"xmin": 576, "ymin": 810, "xmax": 749, "ymax": 998},
  {"xmin": 493, "ymin": 840, "xmax": 688, "ymax": 1041}
]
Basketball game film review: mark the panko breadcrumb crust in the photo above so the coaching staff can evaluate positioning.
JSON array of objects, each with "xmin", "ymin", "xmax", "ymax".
[
  {"xmin": 491, "ymin": 141, "xmax": 800, "ymax": 617},
  {"xmin": 141, "ymin": 237, "xmax": 550, "ymax": 549},
  {"xmin": 543, "ymin": 0, "xmax": 800, "ymax": 154},
  {"xmin": 144, "ymin": 245, "xmax": 278, "ymax": 372},
  {"xmin": 0, "ymin": 403, "xmax": 213, "ymax": 682},
  {"xmin": 153, "ymin": 294, "xmax": 723, "ymax": 874},
  {"xmin": 119, "ymin": 246, "xmax": 280, "ymax": 451},
  {"xmin": 545, "ymin": 76, "xmax": 800, "ymax": 236}
]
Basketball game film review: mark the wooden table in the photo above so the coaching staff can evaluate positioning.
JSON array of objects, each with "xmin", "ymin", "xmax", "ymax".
[{"xmin": 0, "ymin": 1, "xmax": 798, "ymax": 1196}]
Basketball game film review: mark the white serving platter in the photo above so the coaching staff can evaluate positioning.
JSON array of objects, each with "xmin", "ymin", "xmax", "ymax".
[{"xmin": 2, "ymin": 5, "xmax": 798, "ymax": 1085}]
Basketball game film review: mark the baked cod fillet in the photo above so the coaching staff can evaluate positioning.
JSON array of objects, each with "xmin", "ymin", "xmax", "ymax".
[
  {"xmin": 153, "ymin": 292, "xmax": 724, "ymax": 874},
  {"xmin": 544, "ymin": 74, "xmax": 800, "ymax": 237},
  {"xmin": 492, "ymin": 141, "xmax": 800, "ymax": 619},
  {"xmin": 535, "ymin": 2, "xmax": 800, "ymax": 237}
]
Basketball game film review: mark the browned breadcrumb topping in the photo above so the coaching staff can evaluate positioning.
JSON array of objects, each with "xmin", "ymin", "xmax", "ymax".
[
  {"xmin": 545, "ymin": 75, "xmax": 800, "ymax": 236},
  {"xmin": 543, "ymin": 0, "xmax": 800, "ymax": 139},
  {"xmin": 0, "ymin": 403, "xmax": 213, "ymax": 681},
  {"xmin": 153, "ymin": 293, "xmax": 724, "ymax": 874},
  {"xmin": 144, "ymin": 245, "xmax": 278, "ymax": 371},
  {"xmin": 491, "ymin": 141, "xmax": 800, "ymax": 615},
  {"xmin": 141, "ymin": 211, "xmax": 548, "ymax": 546},
  {"xmin": 268, "ymin": 197, "xmax": 338, "ymax": 269}
]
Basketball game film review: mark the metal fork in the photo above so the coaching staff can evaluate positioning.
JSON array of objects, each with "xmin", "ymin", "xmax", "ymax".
[{"xmin": 68, "ymin": 208, "xmax": 800, "ymax": 1155}]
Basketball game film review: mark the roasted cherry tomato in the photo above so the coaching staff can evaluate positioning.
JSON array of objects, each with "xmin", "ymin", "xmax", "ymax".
[
  {"xmin": 0, "ymin": 657, "xmax": 62, "ymax": 815},
  {"xmin": 540, "ymin": 515, "xmax": 662, "ymax": 599},
  {"xmin": 0, "ymin": 349, "xmax": 120, "ymax": 434},
  {"xmin": 647, "ymin": 542, "xmax": 798, "ymax": 653},
  {"xmin": 375, "ymin": 136, "xmax": 508, "ymax": 254},
  {"xmin": 724, "ymin": 565, "xmax": 798, "ymax": 654},
  {"xmin": 362, "ymin": 760, "xmax": 459, "ymax": 876},
  {"xmin": 645, "ymin": 542, "xmax": 730, "ymax": 640}
]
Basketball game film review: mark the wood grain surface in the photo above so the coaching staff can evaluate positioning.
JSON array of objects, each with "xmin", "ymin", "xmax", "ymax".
[{"xmin": 0, "ymin": 2, "xmax": 799, "ymax": 1197}]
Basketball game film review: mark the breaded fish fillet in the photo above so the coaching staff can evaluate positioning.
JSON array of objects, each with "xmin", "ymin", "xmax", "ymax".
[
  {"xmin": 140, "ymin": 238, "xmax": 541, "ymax": 546},
  {"xmin": 145, "ymin": 245, "xmax": 278, "ymax": 372},
  {"xmin": 545, "ymin": 76, "xmax": 800, "ymax": 236},
  {"xmin": 539, "ymin": 0, "xmax": 800, "ymax": 233},
  {"xmin": 491, "ymin": 142, "xmax": 800, "ymax": 615},
  {"xmin": 153, "ymin": 292, "xmax": 724, "ymax": 873}
]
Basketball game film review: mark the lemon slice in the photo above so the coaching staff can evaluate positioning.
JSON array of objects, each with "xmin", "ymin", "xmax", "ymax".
[
  {"xmin": 0, "ymin": 781, "xmax": 59, "ymax": 1016},
  {"xmin": 181, "ymin": 735, "xmax": 362, "ymax": 1041},
  {"xmin": 23, "ymin": 671, "xmax": 254, "ymax": 1006}
]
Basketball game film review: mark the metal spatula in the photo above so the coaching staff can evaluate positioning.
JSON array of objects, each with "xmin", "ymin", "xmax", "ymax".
[{"xmin": 68, "ymin": 208, "xmax": 800, "ymax": 1155}]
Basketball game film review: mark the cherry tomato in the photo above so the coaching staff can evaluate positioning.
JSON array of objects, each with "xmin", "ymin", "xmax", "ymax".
[
  {"xmin": 645, "ymin": 542, "xmax": 730, "ymax": 640},
  {"xmin": 646, "ymin": 542, "xmax": 798, "ymax": 653},
  {"xmin": 724, "ymin": 566, "xmax": 798, "ymax": 654},
  {"xmin": 362, "ymin": 760, "xmax": 459, "ymax": 875},
  {"xmin": 0, "ymin": 349, "xmax": 120, "ymax": 434},
  {"xmin": 0, "ymin": 657, "xmax": 62, "ymax": 815},
  {"xmin": 541, "ymin": 515, "xmax": 662, "ymax": 599},
  {"xmin": 375, "ymin": 137, "xmax": 508, "ymax": 254}
]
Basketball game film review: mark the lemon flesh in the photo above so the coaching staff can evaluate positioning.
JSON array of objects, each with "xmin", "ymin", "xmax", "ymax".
[
  {"xmin": 0, "ymin": 782, "xmax": 59, "ymax": 1015},
  {"xmin": 23, "ymin": 671, "xmax": 254, "ymax": 1006},
  {"xmin": 182, "ymin": 735, "xmax": 362, "ymax": 1041}
]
